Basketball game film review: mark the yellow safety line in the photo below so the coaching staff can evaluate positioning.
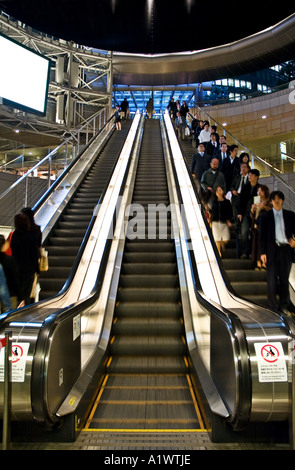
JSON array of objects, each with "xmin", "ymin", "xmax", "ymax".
[
  {"xmin": 108, "ymin": 373, "xmax": 186, "ymax": 377},
  {"xmin": 98, "ymin": 400, "xmax": 193, "ymax": 405},
  {"xmin": 90, "ymin": 418, "xmax": 198, "ymax": 423},
  {"xmin": 84, "ymin": 374, "xmax": 109, "ymax": 429},
  {"xmin": 104, "ymin": 386, "xmax": 188, "ymax": 390},
  {"xmin": 106, "ymin": 356, "xmax": 112, "ymax": 368},
  {"xmin": 186, "ymin": 373, "xmax": 205, "ymax": 430},
  {"xmin": 84, "ymin": 355, "xmax": 207, "ymax": 433},
  {"xmin": 182, "ymin": 355, "xmax": 206, "ymax": 429},
  {"xmin": 84, "ymin": 429, "xmax": 208, "ymax": 434}
]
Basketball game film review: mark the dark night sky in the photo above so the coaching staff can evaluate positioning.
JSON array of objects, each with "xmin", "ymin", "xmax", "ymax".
[{"xmin": 0, "ymin": 0, "xmax": 294, "ymax": 54}]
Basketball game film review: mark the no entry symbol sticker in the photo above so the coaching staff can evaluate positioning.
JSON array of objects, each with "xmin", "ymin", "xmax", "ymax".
[
  {"xmin": 12, "ymin": 344, "xmax": 24, "ymax": 363},
  {"xmin": 261, "ymin": 344, "xmax": 279, "ymax": 363},
  {"xmin": 254, "ymin": 342, "xmax": 287, "ymax": 382}
]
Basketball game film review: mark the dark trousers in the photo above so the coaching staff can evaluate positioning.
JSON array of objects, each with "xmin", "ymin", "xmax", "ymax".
[
  {"xmin": 240, "ymin": 211, "xmax": 252, "ymax": 256},
  {"xmin": 267, "ymin": 244, "xmax": 292, "ymax": 312},
  {"xmin": 21, "ymin": 272, "xmax": 35, "ymax": 305}
]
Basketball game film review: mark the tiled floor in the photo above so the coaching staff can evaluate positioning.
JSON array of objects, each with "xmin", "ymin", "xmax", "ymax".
[{"xmin": 3, "ymin": 431, "xmax": 290, "ymax": 451}]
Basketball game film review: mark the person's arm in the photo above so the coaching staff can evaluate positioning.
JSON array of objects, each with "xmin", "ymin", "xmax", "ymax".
[
  {"xmin": 259, "ymin": 212, "xmax": 268, "ymax": 265},
  {"xmin": 200, "ymin": 172, "xmax": 208, "ymax": 191},
  {"xmin": 288, "ymin": 212, "xmax": 295, "ymax": 247},
  {"xmin": 190, "ymin": 154, "xmax": 196, "ymax": 175}
]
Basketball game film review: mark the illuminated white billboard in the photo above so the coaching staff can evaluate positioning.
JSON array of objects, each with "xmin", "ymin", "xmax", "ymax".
[{"xmin": 0, "ymin": 32, "xmax": 50, "ymax": 115}]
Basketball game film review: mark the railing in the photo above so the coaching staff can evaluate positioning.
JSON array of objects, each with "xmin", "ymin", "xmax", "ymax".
[
  {"xmin": 193, "ymin": 106, "xmax": 295, "ymax": 212},
  {"xmin": 1, "ymin": 331, "xmax": 12, "ymax": 450},
  {"xmin": 0, "ymin": 108, "xmax": 110, "ymax": 227}
]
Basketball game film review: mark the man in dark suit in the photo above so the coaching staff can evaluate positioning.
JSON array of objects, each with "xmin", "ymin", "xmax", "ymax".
[
  {"xmin": 237, "ymin": 168, "xmax": 260, "ymax": 258},
  {"xmin": 214, "ymin": 142, "xmax": 229, "ymax": 171},
  {"xmin": 260, "ymin": 191, "xmax": 295, "ymax": 315},
  {"xmin": 222, "ymin": 144, "xmax": 241, "ymax": 192},
  {"xmin": 190, "ymin": 143, "xmax": 210, "ymax": 196},
  {"xmin": 230, "ymin": 162, "xmax": 250, "ymax": 219},
  {"xmin": 206, "ymin": 132, "xmax": 219, "ymax": 158}
]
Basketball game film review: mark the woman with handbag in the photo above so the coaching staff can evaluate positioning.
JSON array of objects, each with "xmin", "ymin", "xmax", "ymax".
[{"xmin": 10, "ymin": 212, "xmax": 40, "ymax": 305}]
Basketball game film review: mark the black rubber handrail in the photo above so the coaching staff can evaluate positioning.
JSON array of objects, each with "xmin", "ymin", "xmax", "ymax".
[
  {"xmin": 0, "ymin": 117, "xmax": 122, "ymax": 332},
  {"xmin": 163, "ymin": 113, "xmax": 252, "ymax": 430}
]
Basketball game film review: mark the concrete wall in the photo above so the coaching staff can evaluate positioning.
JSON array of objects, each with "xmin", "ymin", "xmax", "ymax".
[{"xmin": 199, "ymin": 87, "xmax": 295, "ymax": 145}]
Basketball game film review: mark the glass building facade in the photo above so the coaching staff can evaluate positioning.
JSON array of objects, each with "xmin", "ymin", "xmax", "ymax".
[{"xmin": 112, "ymin": 60, "xmax": 295, "ymax": 113}]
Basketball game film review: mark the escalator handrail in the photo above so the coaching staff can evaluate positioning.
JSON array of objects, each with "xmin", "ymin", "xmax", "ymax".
[
  {"xmin": 38, "ymin": 119, "xmax": 132, "ymax": 298},
  {"xmin": 174, "ymin": 121, "xmax": 239, "ymax": 298},
  {"xmin": 31, "ymin": 236, "xmax": 113, "ymax": 426},
  {"xmin": 0, "ymin": 116, "xmax": 130, "ymax": 333}
]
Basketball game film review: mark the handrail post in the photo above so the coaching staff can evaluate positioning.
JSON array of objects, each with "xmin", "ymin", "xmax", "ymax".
[
  {"xmin": 24, "ymin": 176, "xmax": 28, "ymax": 208},
  {"xmin": 48, "ymin": 155, "xmax": 52, "ymax": 190},
  {"xmin": 2, "ymin": 330, "xmax": 12, "ymax": 450}
]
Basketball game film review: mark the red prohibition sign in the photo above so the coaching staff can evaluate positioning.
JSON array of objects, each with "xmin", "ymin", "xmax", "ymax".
[
  {"xmin": 261, "ymin": 344, "xmax": 279, "ymax": 363},
  {"xmin": 11, "ymin": 345, "xmax": 23, "ymax": 363}
]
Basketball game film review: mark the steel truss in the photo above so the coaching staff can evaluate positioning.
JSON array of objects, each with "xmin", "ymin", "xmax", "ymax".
[{"xmin": 0, "ymin": 11, "xmax": 113, "ymax": 142}]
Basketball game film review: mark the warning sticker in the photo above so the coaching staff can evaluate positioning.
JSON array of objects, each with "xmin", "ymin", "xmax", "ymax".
[
  {"xmin": 0, "ymin": 342, "xmax": 30, "ymax": 383},
  {"xmin": 254, "ymin": 342, "xmax": 287, "ymax": 383}
]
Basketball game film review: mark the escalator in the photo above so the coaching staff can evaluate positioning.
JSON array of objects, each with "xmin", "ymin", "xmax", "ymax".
[
  {"xmin": 1, "ymin": 113, "xmax": 291, "ymax": 446},
  {"xmin": 178, "ymin": 137, "xmax": 269, "ymax": 308},
  {"xmin": 39, "ymin": 121, "xmax": 132, "ymax": 300},
  {"xmin": 85, "ymin": 119, "xmax": 204, "ymax": 431}
]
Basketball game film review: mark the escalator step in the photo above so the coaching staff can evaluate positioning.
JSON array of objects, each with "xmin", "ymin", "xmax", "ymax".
[
  {"xmin": 39, "ymin": 266, "xmax": 71, "ymax": 278},
  {"xmin": 107, "ymin": 356, "xmax": 188, "ymax": 374},
  {"xmin": 226, "ymin": 269, "xmax": 267, "ymax": 282},
  {"xmin": 123, "ymin": 243, "xmax": 174, "ymax": 254},
  {"xmin": 119, "ymin": 274, "xmax": 178, "ymax": 288},
  {"xmin": 47, "ymin": 237, "xmax": 83, "ymax": 246},
  {"xmin": 46, "ymin": 246, "xmax": 79, "ymax": 255},
  {"xmin": 117, "ymin": 287, "xmax": 180, "ymax": 302},
  {"xmin": 115, "ymin": 302, "xmax": 182, "ymax": 317},
  {"xmin": 44, "ymin": 255, "xmax": 76, "ymax": 266},
  {"xmin": 122, "ymin": 262, "xmax": 176, "ymax": 275},
  {"xmin": 53, "ymin": 229, "xmax": 86, "ymax": 238},
  {"xmin": 231, "ymin": 281, "xmax": 267, "ymax": 295},
  {"xmin": 110, "ymin": 336, "xmax": 187, "ymax": 356},
  {"xmin": 112, "ymin": 318, "xmax": 183, "ymax": 335}
]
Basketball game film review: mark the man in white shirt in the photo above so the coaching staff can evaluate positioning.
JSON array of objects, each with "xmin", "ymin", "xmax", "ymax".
[
  {"xmin": 198, "ymin": 122, "xmax": 211, "ymax": 146},
  {"xmin": 260, "ymin": 191, "xmax": 295, "ymax": 315}
]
